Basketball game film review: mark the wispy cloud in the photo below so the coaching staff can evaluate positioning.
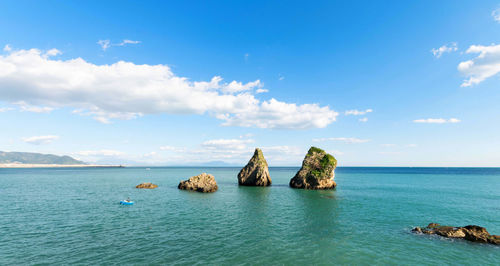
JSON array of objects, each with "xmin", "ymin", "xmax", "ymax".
[
  {"xmin": 75, "ymin": 150, "xmax": 125, "ymax": 156},
  {"xmin": 413, "ymin": 118, "xmax": 460, "ymax": 124},
  {"xmin": 278, "ymin": 74, "xmax": 285, "ymax": 81},
  {"xmin": 97, "ymin": 39, "xmax": 140, "ymax": 51},
  {"xmin": 0, "ymin": 107, "xmax": 14, "ymax": 112},
  {"xmin": 97, "ymin": 40, "xmax": 111, "ymax": 51},
  {"xmin": 359, "ymin": 117, "xmax": 368, "ymax": 122},
  {"xmin": 431, "ymin": 42, "xmax": 458, "ymax": 58},
  {"xmin": 202, "ymin": 138, "xmax": 255, "ymax": 150},
  {"xmin": 159, "ymin": 146, "xmax": 185, "ymax": 152},
  {"xmin": 0, "ymin": 47, "xmax": 338, "ymax": 129},
  {"xmin": 458, "ymin": 44, "xmax": 500, "ymax": 87},
  {"xmin": 493, "ymin": 8, "xmax": 500, "ymax": 22},
  {"xmin": 22, "ymin": 135, "xmax": 59, "ymax": 145},
  {"xmin": 312, "ymin": 137, "xmax": 370, "ymax": 144},
  {"xmin": 15, "ymin": 101, "xmax": 54, "ymax": 113},
  {"xmin": 345, "ymin": 109, "xmax": 373, "ymax": 115},
  {"xmin": 118, "ymin": 39, "xmax": 140, "ymax": 46}
]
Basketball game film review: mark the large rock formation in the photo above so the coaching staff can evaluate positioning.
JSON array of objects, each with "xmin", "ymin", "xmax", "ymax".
[
  {"xmin": 238, "ymin": 148, "xmax": 271, "ymax": 186},
  {"xmin": 290, "ymin": 147, "xmax": 337, "ymax": 189},
  {"xmin": 178, "ymin": 173, "xmax": 218, "ymax": 193},
  {"xmin": 136, "ymin": 182, "xmax": 158, "ymax": 189},
  {"xmin": 412, "ymin": 223, "xmax": 500, "ymax": 245}
]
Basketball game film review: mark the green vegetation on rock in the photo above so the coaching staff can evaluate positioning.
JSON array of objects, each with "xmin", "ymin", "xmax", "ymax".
[
  {"xmin": 0, "ymin": 151, "xmax": 85, "ymax": 165},
  {"xmin": 290, "ymin": 146, "xmax": 338, "ymax": 189},
  {"xmin": 307, "ymin": 146, "xmax": 325, "ymax": 156}
]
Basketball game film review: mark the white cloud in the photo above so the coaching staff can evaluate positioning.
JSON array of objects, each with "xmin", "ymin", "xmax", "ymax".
[
  {"xmin": 345, "ymin": 109, "xmax": 373, "ymax": 115},
  {"xmin": 312, "ymin": 137, "xmax": 370, "ymax": 144},
  {"xmin": 0, "ymin": 47, "xmax": 338, "ymax": 129},
  {"xmin": 98, "ymin": 39, "xmax": 140, "ymax": 51},
  {"xmin": 431, "ymin": 43, "xmax": 458, "ymax": 58},
  {"xmin": 256, "ymin": 88, "xmax": 268, "ymax": 93},
  {"xmin": 97, "ymin": 40, "xmax": 111, "ymax": 51},
  {"xmin": 413, "ymin": 118, "xmax": 460, "ymax": 124},
  {"xmin": 75, "ymin": 150, "xmax": 125, "ymax": 156},
  {"xmin": 45, "ymin": 48, "xmax": 61, "ymax": 57},
  {"xmin": 15, "ymin": 101, "xmax": 54, "ymax": 113},
  {"xmin": 359, "ymin": 117, "xmax": 368, "ymax": 122},
  {"xmin": 221, "ymin": 79, "xmax": 262, "ymax": 94},
  {"xmin": 118, "ymin": 39, "xmax": 140, "ymax": 46},
  {"xmin": 458, "ymin": 44, "xmax": 500, "ymax": 87},
  {"xmin": 3, "ymin": 44, "xmax": 12, "ymax": 52},
  {"xmin": 493, "ymin": 8, "xmax": 500, "ymax": 22},
  {"xmin": 159, "ymin": 145, "xmax": 185, "ymax": 152},
  {"xmin": 220, "ymin": 98, "xmax": 338, "ymax": 129},
  {"xmin": 22, "ymin": 135, "xmax": 59, "ymax": 145},
  {"xmin": 406, "ymin": 144, "xmax": 418, "ymax": 148},
  {"xmin": 202, "ymin": 138, "xmax": 255, "ymax": 150},
  {"xmin": 0, "ymin": 107, "xmax": 13, "ymax": 112}
]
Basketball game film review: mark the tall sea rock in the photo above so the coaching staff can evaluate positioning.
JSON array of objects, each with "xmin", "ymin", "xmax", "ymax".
[
  {"xmin": 289, "ymin": 147, "xmax": 337, "ymax": 189},
  {"xmin": 238, "ymin": 148, "xmax": 271, "ymax": 186}
]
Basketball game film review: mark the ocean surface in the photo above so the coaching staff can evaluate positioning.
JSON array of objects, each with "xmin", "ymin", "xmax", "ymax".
[{"xmin": 1, "ymin": 167, "xmax": 499, "ymax": 265}]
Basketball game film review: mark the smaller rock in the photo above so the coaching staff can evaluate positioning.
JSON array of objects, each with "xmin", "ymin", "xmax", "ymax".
[
  {"xmin": 411, "ymin": 227, "xmax": 423, "ymax": 234},
  {"xmin": 412, "ymin": 223, "xmax": 499, "ymax": 245},
  {"xmin": 178, "ymin": 173, "xmax": 218, "ymax": 193},
  {"xmin": 136, "ymin": 182, "xmax": 158, "ymax": 189}
]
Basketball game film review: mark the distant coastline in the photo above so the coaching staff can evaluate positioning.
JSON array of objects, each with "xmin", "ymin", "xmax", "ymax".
[{"xmin": 0, "ymin": 163, "xmax": 124, "ymax": 168}]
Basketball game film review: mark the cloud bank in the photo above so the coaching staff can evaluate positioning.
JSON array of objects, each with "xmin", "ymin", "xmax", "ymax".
[{"xmin": 0, "ymin": 47, "xmax": 338, "ymax": 129}]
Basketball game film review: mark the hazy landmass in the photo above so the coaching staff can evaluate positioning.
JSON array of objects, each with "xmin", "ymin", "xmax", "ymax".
[{"xmin": 0, "ymin": 151, "xmax": 85, "ymax": 165}]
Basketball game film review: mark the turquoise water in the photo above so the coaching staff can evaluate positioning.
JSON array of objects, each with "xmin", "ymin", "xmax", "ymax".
[{"xmin": 1, "ymin": 167, "xmax": 499, "ymax": 265}]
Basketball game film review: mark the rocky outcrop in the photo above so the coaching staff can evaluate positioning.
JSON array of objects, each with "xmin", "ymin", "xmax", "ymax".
[
  {"xmin": 136, "ymin": 182, "xmax": 158, "ymax": 189},
  {"xmin": 238, "ymin": 148, "xmax": 271, "ymax": 186},
  {"xmin": 178, "ymin": 173, "xmax": 218, "ymax": 193},
  {"xmin": 412, "ymin": 223, "xmax": 500, "ymax": 245},
  {"xmin": 289, "ymin": 147, "xmax": 337, "ymax": 189}
]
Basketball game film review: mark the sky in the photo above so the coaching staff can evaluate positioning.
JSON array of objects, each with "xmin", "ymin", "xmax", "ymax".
[{"xmin": 0, "ymin": 0, "xmax": 500, "ymax": 166}]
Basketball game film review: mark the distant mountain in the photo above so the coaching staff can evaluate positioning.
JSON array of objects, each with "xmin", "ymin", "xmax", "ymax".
[{"xmin": 0, "ymin": 151, "xmax": 86, "ymax": 165}]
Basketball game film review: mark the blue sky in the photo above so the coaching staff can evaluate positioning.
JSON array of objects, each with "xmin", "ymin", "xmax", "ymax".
[{"xmin": 1, "ymin": 0, "xmax": 500, "ymax": 166}]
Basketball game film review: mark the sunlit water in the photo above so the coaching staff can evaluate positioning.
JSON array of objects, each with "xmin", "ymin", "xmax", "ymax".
[{"xmin": 1, "ymin": 167, "xmax": 499, "ymax": 265}]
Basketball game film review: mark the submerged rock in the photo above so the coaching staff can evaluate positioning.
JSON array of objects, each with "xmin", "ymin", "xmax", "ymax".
[
  {"xmin": 238, "ymin": 148, "xmax": 271, "ymax": 186},
  {"xmin": 178, "ymin": 173, "xmax": 218, "ymax": 193},
  {"xmin": 412, "ymin": 223, "xmax": 500, "ymax": 245},
  {"xmin": 289, "ymin": 147, "xmax": 337, "ymax": 189},
  {"xmin": 136, "ymin": 182, "xmax": 158, "ymax": 189}
]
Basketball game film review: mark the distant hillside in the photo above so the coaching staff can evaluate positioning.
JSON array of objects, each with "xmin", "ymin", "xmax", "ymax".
[{"xmin": 0, "ymin": 151, "xmax": 85, "ymax": 165}]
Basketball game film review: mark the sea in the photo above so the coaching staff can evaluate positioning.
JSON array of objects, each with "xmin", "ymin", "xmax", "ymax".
[{"xmin": 1, "ymin": 167, "xmax": 499, "ymax": 265}]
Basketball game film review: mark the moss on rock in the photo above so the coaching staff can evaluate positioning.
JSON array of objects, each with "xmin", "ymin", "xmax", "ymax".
[{"xmin": 290, "ymin": 147, "xmax": 338, "ymax": 189}]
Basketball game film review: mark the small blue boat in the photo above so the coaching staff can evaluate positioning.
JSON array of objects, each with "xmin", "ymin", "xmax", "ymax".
[{"xmin": 120, "ymin": 200, "xmax": 134, "ymax": 205}]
